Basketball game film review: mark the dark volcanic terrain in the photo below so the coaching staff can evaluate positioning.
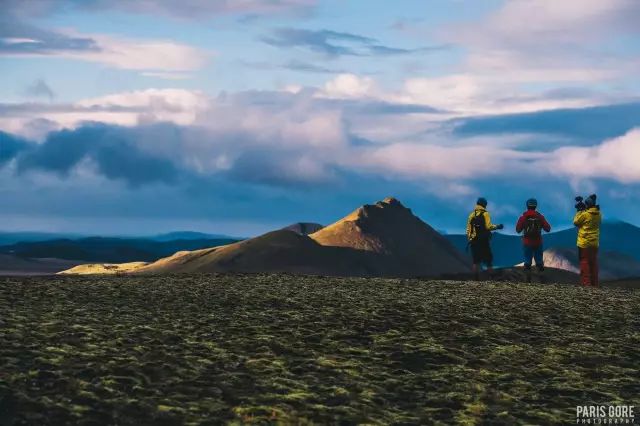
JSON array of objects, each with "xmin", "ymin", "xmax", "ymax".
[{"xmin": 1, "ymin": 274, "xmax": 638, "ymax": 424}]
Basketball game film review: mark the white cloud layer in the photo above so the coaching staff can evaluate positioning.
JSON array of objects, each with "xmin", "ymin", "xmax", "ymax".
[
  {"xmin": 2, "ymin": 88, "xmax": 640, "ymax": 189},
  {"xmin": 548, "ymin": 129, "xmax": 640, "ymax": 183}
]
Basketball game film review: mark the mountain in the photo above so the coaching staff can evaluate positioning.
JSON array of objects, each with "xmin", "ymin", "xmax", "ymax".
[
  {"xmin": 445, "ymin": 220, "xmax": 640, "ymax": 267},
  {"xmin": 539, "ymin": 247, "xmax": 640, "ymax": 280},
  {"xmin": 282, "ymin": 223, "xmax": 324, "ymax": 235},
  {"xmin": 61, "ymin": 197, "xmax": 471, "ymax": 277},
  {"xmin": 309, "ymin": 197, "xmax": 469, "ymax": 274},
  {"xmin": 0, "ymin": 237, "xmax": 240, "ymax": 263},
  {"xmin": 0, "ymin": 232, "xmax": 82, "ymax": 246}
]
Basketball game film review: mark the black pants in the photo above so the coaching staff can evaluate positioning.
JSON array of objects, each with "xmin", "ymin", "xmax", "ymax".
[{"xmin": 470, "ymin": 239, "xmax": 493, "ymax": 267}]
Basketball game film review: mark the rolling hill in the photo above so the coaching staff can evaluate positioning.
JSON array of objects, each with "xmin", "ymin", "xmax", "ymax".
[
  {"xmin": 0, "ymin": 254, "xmax": 83, "ymax": 276},
  {"xmin": 62, "ymin": 197, "xmax": 471, "ymax": 277},
  {"xmin": 0, "ymin": 237, "xmax": 240, "ymax": 263}
]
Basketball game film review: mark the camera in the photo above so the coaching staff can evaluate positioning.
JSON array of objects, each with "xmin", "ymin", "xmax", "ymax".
[{"xmin": 575, "ymin": 194, "xmax": 597, "ymax": 211}]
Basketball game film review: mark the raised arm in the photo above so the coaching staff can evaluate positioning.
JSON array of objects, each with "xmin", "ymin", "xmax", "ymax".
[{"xmin": 484, "ymin": 211, "xmax": 498, "ymax": 231}]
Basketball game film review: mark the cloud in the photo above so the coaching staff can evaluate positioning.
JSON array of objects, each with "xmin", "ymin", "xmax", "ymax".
[
  {"xmin": 1, "ymin": 30, "xmax": 208, "ymax": 72},
  {"xmin": 0, "ymin": 89, "xmax": 211, "ymax": 135},
  {"xmin": 320, "ymin": 74, "xmax": 378, "ymax": 98},
  {"xmin": 0, "ymin": 14, "xmax": 208, "ymax": 72},
  {"xmin": 547, "ymin": 128, "xmax": 640, "ymax": 183},
  {"xmin": 0, "ymin": 17, "xmax": 98, "ymax": 55},
  {"xmin": 4, "ymin": 86, "xmax": 640, "ymax": 196},
  {"xmin": 0, "ymin": 131, "xmax": 29, "ymax": 166},
  {"xmin": 15, "ymin": 124, "xmax": 181, "ymax": 186},
  {"xmin": 440, "ymin": 0, "xmax": 640, "ymax": 93},
  {"xmin": 283, "ymin": 60, "xmax": 344, "ymax": 74},
  {"xmin": 3, "ymin": 0, "xmax": 316, "ymax": 20},
  {"xmin": 23, "ymin": 79, "xmax": 55, "ymax": 101},
  {"xmin": 453, "ymin": 102, "xmax": 640, "ymax": 142},
  {"xmin": 140, "ymin": 71, "xmax": 192, "ymax": 80},
  {"xmin": 260, "ymin": 28, "xmax": 443, "ymax": 58}
]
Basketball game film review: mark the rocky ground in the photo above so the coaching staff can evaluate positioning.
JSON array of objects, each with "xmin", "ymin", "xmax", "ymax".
[{"xmin": 0, "ymin": 274, "xmax": 638, "ymax": 425}]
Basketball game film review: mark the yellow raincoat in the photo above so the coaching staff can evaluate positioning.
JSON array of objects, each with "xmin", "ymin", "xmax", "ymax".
[
  {"xmin": 573, "ymin": 207, "xmax": 602, "ymax": 248},
  {"xmin": 466, "ymin": 205, "xmax": 499, "ymax": 241}
]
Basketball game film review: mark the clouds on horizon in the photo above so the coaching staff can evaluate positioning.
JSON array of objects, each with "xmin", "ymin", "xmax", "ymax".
[{"xmin": 2, "ymin": 86, "xmax": 640, "ymax": 190}]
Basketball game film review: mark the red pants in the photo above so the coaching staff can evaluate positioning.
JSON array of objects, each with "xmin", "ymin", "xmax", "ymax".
[{"xmin": 579, "ymin": 247, "xmax": 599, "ymax": 287}]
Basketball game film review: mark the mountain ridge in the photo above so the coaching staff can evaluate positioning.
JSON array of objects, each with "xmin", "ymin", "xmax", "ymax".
[{"xmin": 62, "ymin": 197, "xmax": 471, "ymax": 277}]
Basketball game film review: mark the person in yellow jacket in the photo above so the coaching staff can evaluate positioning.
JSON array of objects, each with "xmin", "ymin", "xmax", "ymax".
[
  {"xmin": 466, "ymin": 197, "xmax": 503, "ymax": 280},
  {"xmin": 573, "ymin": 195, "xmax": 602, "ymax": 287}
]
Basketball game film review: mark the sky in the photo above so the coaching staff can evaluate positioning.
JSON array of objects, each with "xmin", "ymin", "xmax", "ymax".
[{"xmin": 1, "ymin": 0, "xmax": 640, "ymax": 237}]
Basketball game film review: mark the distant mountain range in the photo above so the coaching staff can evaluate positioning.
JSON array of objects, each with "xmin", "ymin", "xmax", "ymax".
[
  {"xmin": 0, "ymin": 236, "xmax": 240, "ymax": 263},
  {"xmin": 445, "ymin": 221, "xmax": 640, "ymax": 267},
  {"xmin": 62, "ymin": 197, "xmax": 471, "ymax": 277}
]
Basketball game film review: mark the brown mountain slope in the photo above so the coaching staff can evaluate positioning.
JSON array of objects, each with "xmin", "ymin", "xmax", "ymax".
[
  {"xmin": 61, "ymin": 197, "xmax": 471, "ymax": 277},
  {"xmin": 310, "ymin": 197, "xmax": 470, "ymax": 274}
]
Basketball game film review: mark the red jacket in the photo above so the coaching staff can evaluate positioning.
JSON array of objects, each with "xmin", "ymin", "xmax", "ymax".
[{"xmin": 516, "ymin": 209, "xmax": 551, "ymax": 246}]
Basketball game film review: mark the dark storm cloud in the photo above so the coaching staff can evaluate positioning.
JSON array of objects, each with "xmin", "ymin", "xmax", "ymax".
[
  {"xmin": 454, "ymin": 102, "xmax": 640, "ymax": 142},
  {"xmin": 229, "ymin": 150, "xmax": 336, "ymax": 187},
  {"xmin": 260, "ymin": 28, "xmax": 444, "ymax": 58},
  {"xmin": 0, "ymin": 132, "xmax": 30, "ymax": 166},
  {"xmin": 15, "ymin": 124, "xmax": 180, "ymax": 186}
]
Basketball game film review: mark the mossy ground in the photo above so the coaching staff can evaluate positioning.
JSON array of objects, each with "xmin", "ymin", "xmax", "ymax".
[{"xmin": 1, "ymin": 274, "xmax": 638, "ymax": 425}]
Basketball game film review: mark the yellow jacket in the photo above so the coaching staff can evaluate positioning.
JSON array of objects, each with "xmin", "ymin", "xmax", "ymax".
[
  {"xmin": 466, "ymin": 205, "xmax": 498, "ymax": 241},
  {"xmin": 573, "ymin": 207, "xmax": 602, "ymax": 248}
]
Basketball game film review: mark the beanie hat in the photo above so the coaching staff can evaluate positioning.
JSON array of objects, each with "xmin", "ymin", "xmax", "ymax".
[{"xmin": 476, "ymin": 197, "xmax": 488, "ymax": 208}]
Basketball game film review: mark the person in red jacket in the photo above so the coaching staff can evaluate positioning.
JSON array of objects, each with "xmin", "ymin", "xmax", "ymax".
[{"xmin": 516, "ymin": 198, "xmax": 551, "ymax": 282}]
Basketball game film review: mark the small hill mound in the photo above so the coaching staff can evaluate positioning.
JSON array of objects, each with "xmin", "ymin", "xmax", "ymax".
[
  {"xmin": 541, "ymin": 247, "xmax": 640, "ymax": 280},
  {"xmin": 282, "ymin": 222, "xmax": 324, "ymax": 235},
  {"xmin": 60, "ymin": 262, "xmax": 149, "ymax": 275}
]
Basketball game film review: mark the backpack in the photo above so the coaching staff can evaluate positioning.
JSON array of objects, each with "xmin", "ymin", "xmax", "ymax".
[
  {"xmin": 470, "ymin": 211, "xmax": 489, "ymax": 241},
  {"xmin": 523, "ymin": 215, "xmax": 542, "ymax": 239}
]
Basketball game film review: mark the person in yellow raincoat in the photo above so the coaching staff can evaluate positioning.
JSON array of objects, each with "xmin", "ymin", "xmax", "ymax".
[
  {"xmin": 466, "ymin": 197, "xmax": 503, "ymax": 281},
  {"xmin": 573, "ymin": 195, "xmax": 602, "ymax": 287}
]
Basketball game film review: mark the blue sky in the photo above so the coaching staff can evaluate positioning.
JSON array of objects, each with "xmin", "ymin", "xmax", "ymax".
[{"xmin": 1, "ymin": 0, "xmax": 640, "ymax": 236}]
